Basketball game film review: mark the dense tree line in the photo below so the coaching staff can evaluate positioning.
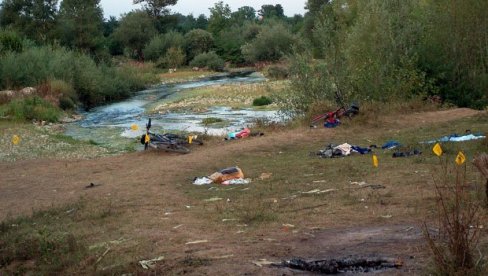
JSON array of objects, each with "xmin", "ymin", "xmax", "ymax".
[
  {"xmin": 287, "ymin": 0, "xmax": 487, "ymax": 113},
  {"xmin": 1, "ymin": 0, "xmax": 485, "ymax": 112}
]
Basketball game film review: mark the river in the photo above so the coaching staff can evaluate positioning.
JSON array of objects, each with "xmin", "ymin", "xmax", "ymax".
[{"xmin": 64, "ymin": 72, "xmax": 281, "ymax": 150}]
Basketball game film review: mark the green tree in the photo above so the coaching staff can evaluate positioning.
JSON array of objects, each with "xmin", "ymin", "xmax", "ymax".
[
  {"xmin": 195, "ymin": 14, "xmax": 208, "ymax": 29},
  {"xmin": 134, "ymin": 0, "xmax": 178, "ymax": 18},
  {"xmin": 231, "ymin": 6, "xmax": 256, "ymax": 24},
  {"xmin": 113, "ymin": 11, "xmax": 157, "ymax": 60},
  {"xmin": 241, "ymin": 22, "xmax": 297, "ymax": 63},
  {"xmin": 0, "ymin": 0, "xmax": 58, "ymax": 43},
  {"xmin": 184, "ymin": 28, "xmax": 214, "ymax": 61},
  {"xmin": 258, "ymin": 4, "xmax": 284, "ymax": 19},
  {"xmin": 57, "ymin": 0, "xmax": 104, "ymax": 54},
  {"xmin": 208, "ymin": 1, "xmax": 231, "ymax": 36},
  {"xmin": 162, "ymin": 47, "xmax": 185, "ymax": 68},
  {"xmin": 143, "ymin": 31, "xmax": 184, "ymax": 61}
]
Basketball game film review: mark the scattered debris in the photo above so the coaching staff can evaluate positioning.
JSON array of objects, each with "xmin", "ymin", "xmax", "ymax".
[
  {"xmin": 85, "ymin": 182, "xmax": 102, "ymax": 189},
  {"xmin": 253, "ymin": 259, "xmax": 277, "ymax": 267},
  {"xmin": 225, "ymin": 127, "xmax": 251, "ymax": 140},
  {"xmin": 173, "ymin": 224, "xmax": 183, "ymax": 229},
  {"xmin": 280, "ymin": 257, "xmax": 403, "ymax": 273},
  {"xmin": 95, "ymin": 247, "xmax": 111, "ymax": 265},
  {"xmin": 282, "ymin": 223, "xmax": 295, "ymax": 228},
  {"xmin": 193, "ymin": 177, "xmax": 213, "ymax": 185},
  {"xmin": 194, "ymin": 167, "xmax": 246, "ymax": 185},
  {"xmin": 314, "ymin": 143, "xmax": 373, "ymax": 158},
  {"xmin": 222, "ymin": 178, "xmax": 251, "ymax": 185},
  {"xmin": 382, "ymin": 141, "xmax": 401, "ymax": 150},
  {"xmin": 302, "ymin": 189, "xmax": 338, "ymax": 194},
  {"xmin": 381, "ymin": 215, "xmax": 393, "ymax": 219},
  {"xmin": 222, "ymin": 218, "xmax": 238, "ymax": 222},
  {"xmin": 185, "ymin": 240, "xmax": 208, "ymax": 245},
  {"xmin": 259, "ymin": 172, "xmax": 272, "ymax": 180},
  {"xmin": 139, "ymin": 256, "xmax": 165, "ymax": 269},
  {"xmin": 424, "ymin": 133, "xmax": 486, "ymax": 144},
  {"xmin": 392, "ymin": 149, "xmax": 422, "ymax": 158},
  {"xmin": 204, "ymin": 197, "xmax": 223, "ymax": 202},
  {"xmin": 350, "ymin": 181, "xmax": 385, "ymax": 190}
]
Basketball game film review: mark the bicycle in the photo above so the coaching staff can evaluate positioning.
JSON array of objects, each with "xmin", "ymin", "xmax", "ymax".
[
  {"xmin": 310, "ymin": 91, "xmax": 359, "ymax": 127},
  {"xmin": 141, "ymin": 119, "xmax": 203, "ymax": 154}
]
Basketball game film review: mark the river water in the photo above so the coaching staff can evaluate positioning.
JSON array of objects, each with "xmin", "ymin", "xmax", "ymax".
[{"xmin": 64, "ymin": 72, "xmax": 281, "ymax": 149}]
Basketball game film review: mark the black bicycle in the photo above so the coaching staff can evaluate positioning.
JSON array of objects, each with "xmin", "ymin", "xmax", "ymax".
[{"xmin": 140, "ymin": 119, "xmax": 203, "ymax": 154}]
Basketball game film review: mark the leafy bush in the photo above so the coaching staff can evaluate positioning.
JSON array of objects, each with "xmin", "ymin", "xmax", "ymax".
[
  {"xmin": 0, "ymin": 45, "xmax": 152, "ymax": 109},
  {"xmin": 264, "ymin": 65, "xmax": 289, "ymax": 79},
  {"xmin": 242, "ymin": 23, "xmax": 297, "ymax": 63},
  {"xmin": 184, "ymin": 29, "xmax": 214, "ymax": 62},
  {"xmin": 4, "ymin": 96, "xmax": 61, "ymax": 122},
  {"xmin": 143, "ymin": 31, "xmax": 184, "ymax": 61},
  {"xmin": 189, "ymin": 52, "xmax": 224, "ymax": 71},
  {"xmin": 159, "ymin": 47, "xmax": 186, "ymax": 68},
  {"xmin": 252, "ymin": 96, "xmax": 273, "ymax": 106},
  {"xmin": 0, "ymin": 29, "xmax": 23, "ymax": 54}
]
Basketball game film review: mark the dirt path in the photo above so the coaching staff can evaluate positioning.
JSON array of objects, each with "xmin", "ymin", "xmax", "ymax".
[{"xmin": 0, "ymin": 108, "xmax": 483, "ymax": 274}]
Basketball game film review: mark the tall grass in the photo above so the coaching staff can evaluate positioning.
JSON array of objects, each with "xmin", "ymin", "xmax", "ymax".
[
  {"xmin": 1, "ymin": 96, "xmax": 61, "ymax": 122},
  {"xmin": 0, "ymin": 45, "xmax": 154, "ymax": 109}
]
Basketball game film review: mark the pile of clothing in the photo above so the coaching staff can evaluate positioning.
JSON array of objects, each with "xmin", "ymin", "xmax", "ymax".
[
  {"xmin": 315, "ymin": 143, "xmax": 372, "ymax": 158},
  {"xmin": 193, "ymin": 167, "xmax": 251, "ymax": 185}
]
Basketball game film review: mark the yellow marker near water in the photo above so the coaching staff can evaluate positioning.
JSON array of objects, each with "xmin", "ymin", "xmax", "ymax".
[
  {"xmin": 188, "ymin": 135, "xmax": 193, "ymax": 144},
  {"xmin": 455, "ymin": 151, "xmax": 466, "ymax": 165},
  {"xmin": 372, "ymin": 154, "xmax": 379, "ymax": 168},
  {"xmin": 144, "ymin": 134, "xmax": 150, "ymax": 143},
  {"xmin": 131, "ymin": 124, "xmax": 139, "ymax": 131},
  {"xmin": 433, "ymin": 143, "xmax": 443, "ymax": 156},
  {"xmin": 11, "ymin": 135, "xmax": 20, "ymax": 145}
]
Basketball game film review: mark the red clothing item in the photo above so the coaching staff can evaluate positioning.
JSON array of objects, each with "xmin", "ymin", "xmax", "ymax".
[{"xmin": 236, "ymin": 128, "xmax": 251, "ymax": 138}]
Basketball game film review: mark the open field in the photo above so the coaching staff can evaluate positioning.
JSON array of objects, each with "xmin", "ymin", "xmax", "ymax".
[{"xmin": 1, "ymin": 108, "xmax": 487, "ymax": 274}]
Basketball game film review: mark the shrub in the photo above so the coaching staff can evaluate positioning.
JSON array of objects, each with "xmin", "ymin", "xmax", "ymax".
[
  {"xmin": 264, "ymin": 65, "xmax": 289, "ymax": 79},
  {"xmin": 190, "ymin": 52, "xmax": 225, "ymax": 71},
  {"xmin": 253, "ymin": 96, "xmax": 273, "ymax": 106},
  {"xmin": 143, "ymin": 31, "xmax": 184, "ymax": 62},
  {"xmin": 241, "ymin": 23, "xmax": 297, "ymax": 63},
  {"xmin": 4, "ymin": 96, "xmax": 61, "ymax": 122},
  {"xmin": 184, "ymin": 29, "xmax": 214, "ymax": 61},
  {"xmin": 0, "ymin": 29, "xmax": 23, "ymax": 54},
  {"xmin": 159, "ymin": 47, "xmax": 186, "ymax": 69},
  {"xmin": 202, "ymin": 117, "xmax": 223, "ymax": 124}
]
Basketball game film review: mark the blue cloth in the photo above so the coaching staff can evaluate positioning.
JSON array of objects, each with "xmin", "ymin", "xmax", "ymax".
[
  {"xmin": 382, "ymin": 140, "xmax": 401, "ymax": 149},
  {"xmin": 424, "ymin": 133, "xmax": 485, "ymax": 144},
  {"xmin": 324, "ymin": 119, "xmax": 340, "ymax": 128},
  {"xmin": 351, "ymin": 146, "xmax": 371, "ymax": 154}
]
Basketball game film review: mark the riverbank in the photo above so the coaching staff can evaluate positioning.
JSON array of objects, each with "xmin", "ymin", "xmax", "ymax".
[{"xmin": 1, "ymin": 108, "xmax": 486, "ymax": 274}]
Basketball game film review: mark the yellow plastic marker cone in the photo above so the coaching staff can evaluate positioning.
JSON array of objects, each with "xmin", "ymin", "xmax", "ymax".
[
  {"xmin": 144, "ymin": 134, "xmax": 150, "ymax": 143},
  {"xmin": 372, "ymin": 154, "xmax": 379, "ymax": 168},
  {"xmin": 455, "ymin": 151, "xmax": 466, "ymax": 165},
  {"xmin": 188, "ymin": 135, "xmax": 193, "ymax": 144},
  {"xmin": 433, "ymin": 143, "xmax": 443, "ymax": 157},
  {"xmin": 131, "ymin": 124, "xmax": 139, "ymax": 131},
  {"xmin": 12, "ymin": 135, "xmax": 20, "ymax": 145}
]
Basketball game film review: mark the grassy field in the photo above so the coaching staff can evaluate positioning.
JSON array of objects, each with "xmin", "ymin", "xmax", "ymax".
[{"xmin": 1, "ymin": 108, "xmax": 487, "ymax": 274}]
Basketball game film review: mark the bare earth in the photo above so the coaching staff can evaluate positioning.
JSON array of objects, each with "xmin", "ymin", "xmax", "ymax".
[{"xmin": 0, "ymin": 108, "xmax": 483, "ymax": 274}]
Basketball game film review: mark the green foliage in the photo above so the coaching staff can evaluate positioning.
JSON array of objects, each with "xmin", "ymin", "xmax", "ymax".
[
  {"xmin": 0, "ymin": 45, "xmax": 149, "ymax": 109},
  {"xmin": 3, "ymin": 96, "xmax": 61, "ymax": 122},
  {"xmin": 241, "ymin": 22, "xmax": 297, "ymax": 63},
  {"xmin": 258, "ymin": 4, "xmax": 285, "ymax": 19},
  {"xmin": 299, "ymin": 0, "xmax": 488, "ymax": 110},
  {"xmin": 208, "ymin": 1, "xmax": 231, "ymax": 36},
  {"xmin": 143, "ymin": 31, "xmax": 184, "ymax": 61},
  {"xmin": 160, "ymin": 47, "xmax": 185, "ymax": 68},
  {"xmin": 189, "ymin": 51, "xmax": 224, "ymax": 71},
  {"xmin": 0, "ymin": 29, "xmax": 23, "ymax": 54},
  {"xmin": 252, "ymin": 96, "xmax": 273, "ymax": 106},
  {"xmin": 264, "ymin": 64, "xmax": 289, "ymax": 80},
  {"xmin": 0, "ymin": 0, "xmax": 58, "ymax": 43},
  {"xmin": 57, "ymin": 0, "xmax": 105, "ymax": 55},
  {"xmin": 113, "ymin": 11, "xmax": 157, "ymax": 60},
  {"xmin": 134, "ymin": 0, "xmax": 178, "ymax": 18},
  {"xmin": 274, "ymin": 54, "xmax": 334, "ymax": 117},
  {"xmin": 184, "ymin": 29, "xmax": 214, "ymax": 61}
]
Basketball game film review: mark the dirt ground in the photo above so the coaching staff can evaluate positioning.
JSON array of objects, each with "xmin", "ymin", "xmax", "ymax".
[{"xmin": 0, "ymin": 108, "xmax": 484, "ymax": 274}]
